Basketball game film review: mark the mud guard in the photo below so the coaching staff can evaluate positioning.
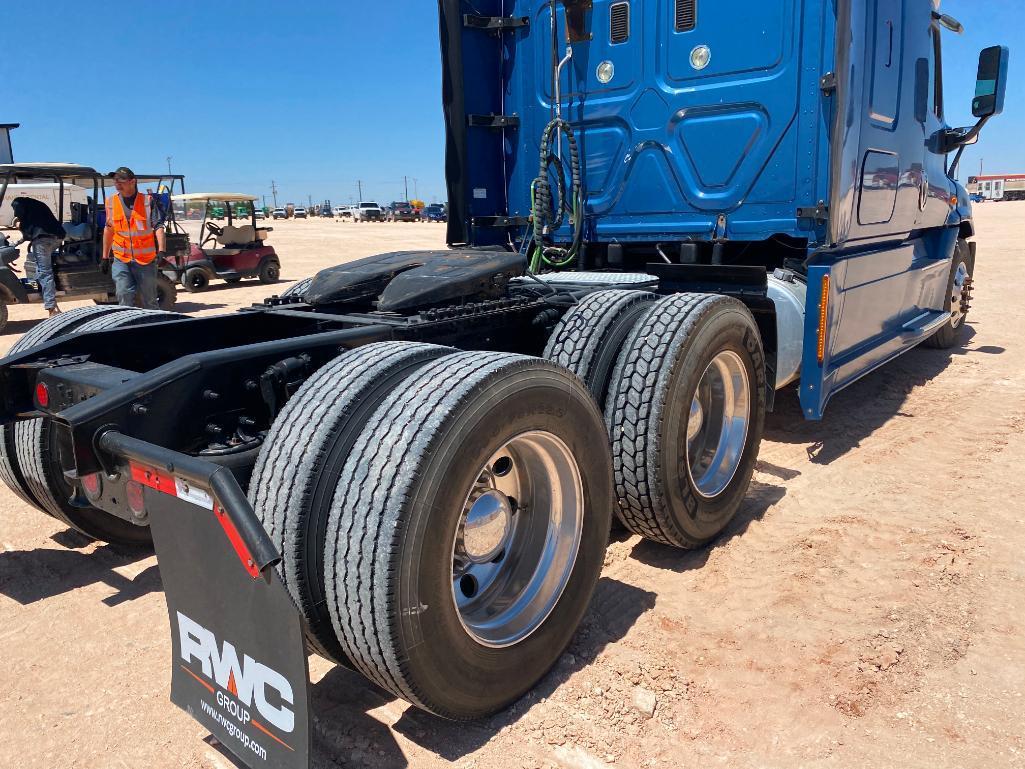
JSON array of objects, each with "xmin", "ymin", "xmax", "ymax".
[{"xmin": 101, "ymin": 432, "xmax": 312, "ymax": 769}]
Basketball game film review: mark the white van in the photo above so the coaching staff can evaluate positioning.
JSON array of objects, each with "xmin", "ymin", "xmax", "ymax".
[{"xmin": 0, "ymin": 182, "xmax": 89, "ymax": 228}]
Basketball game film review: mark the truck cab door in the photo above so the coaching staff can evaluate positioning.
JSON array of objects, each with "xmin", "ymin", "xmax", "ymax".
[{"xmin": 801, "ymin": 0, "xmax": 955, "ymax": 419}]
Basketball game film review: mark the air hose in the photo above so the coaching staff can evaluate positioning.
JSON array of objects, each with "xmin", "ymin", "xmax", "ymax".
[{"xmin": 528, "ymin": 118, "xmax": 584, "ymax": 272}]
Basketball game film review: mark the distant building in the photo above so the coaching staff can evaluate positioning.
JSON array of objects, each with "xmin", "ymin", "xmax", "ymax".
[{"xmin": 966, "ymin": 174, "xmax": 1025, "ymax": 201}]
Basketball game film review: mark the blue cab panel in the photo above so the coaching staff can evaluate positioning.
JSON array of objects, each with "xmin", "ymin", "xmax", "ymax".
[{"xmin": 438, "ymin": 1, "xmax": 986, "ymax": 419}]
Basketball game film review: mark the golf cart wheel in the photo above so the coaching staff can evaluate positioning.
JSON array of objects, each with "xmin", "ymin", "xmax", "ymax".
[
  {"xmin": 154, "ymin": 274, "xmax": 177, "ymax": 311},
  {"xmin": 251, "ymin": 342, "xmax": 452, "ymax": 663},
  {"xmin": 258, "ymin": 259, "xmax": 281, "ymax": 284},
  {"xmin": 606, "ymin": 293, "xmax": 767, "ymax": 549},
  {"xmin": 183, "ymin": 267, "xmax": 210, "ymax": 293},
  {"xmin": 924, "ymin": 239, "xmax": 974, "ymax": 349},
  {"xmin": 544, "ymin": 289, "xmax": 659, "ymax": 405},
  {"xmin": 325, "ymin": 352, "xmax": 613, "ymax": 719},
  {"xmin": 14, "ymin": 308, "xmax": 183, "ymax": 545}
]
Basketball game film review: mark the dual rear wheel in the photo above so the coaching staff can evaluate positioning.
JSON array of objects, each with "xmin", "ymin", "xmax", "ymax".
[{"xmin": 251, "ymin": 343, "xmax": 613, "ymax": 718}]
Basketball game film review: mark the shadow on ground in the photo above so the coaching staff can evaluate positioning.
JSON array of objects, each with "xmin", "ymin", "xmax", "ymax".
[
  {"xmin": 628, "ymin": 479, "xmax": 786, "ymax": 573},
  {"xmin": 764, "ymin": 324, "xmax": 1001, "ymax": 466},
  {"xmin": 304, "ymin": 577, "xmax": 655, "ymax": 768},
  {"xmin": 0, "ymin": 531, "xmax": 158, "ymax": 605}
]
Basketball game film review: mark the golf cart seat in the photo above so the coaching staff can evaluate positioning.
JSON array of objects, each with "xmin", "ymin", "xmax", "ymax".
[
  {"xmin": 62, "ymin": 222, "xmax": 93, "ymax": 242},
  {"xmin": 217, "ymin": 225, "xmax": 256, "ymax": 247}
]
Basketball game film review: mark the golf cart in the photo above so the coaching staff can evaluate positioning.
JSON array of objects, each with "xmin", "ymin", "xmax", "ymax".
[
  {"xmin": 168, "ymin": 193, "xmax": 280, "ymax": 292},
  {"xmin": 0, "ymin": 164, "xmax": 184, "ymax": 333}
]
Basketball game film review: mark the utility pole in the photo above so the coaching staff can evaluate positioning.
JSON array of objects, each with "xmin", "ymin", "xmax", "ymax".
[
  {"xmin": 357, "ymin": 180, "xmax": 363, "ymax": 201},
  {"xmin": 271, "ymin": 180, "xmax": 279, "ymax": 208},
  {"xmin": 979, "ymin": 158, "xmax": 983, "ymax": 178},
  {"xmin": 166, "ymin": 156, "xmax": 173, "ymax": 175},
  {"xmin": 413, "ymin": 178, "xmax": 419, "ymax": 201},
  {"xmin": 308, "ymin": 194, "xmax": 313, "ymax": 209},
  {"xmin": 404, "ymin": 176, "xmax": 409, "ymax": 201},
  {"xmin": 262, "ymin": 194, "xmax": 267, "ymax": 210}
]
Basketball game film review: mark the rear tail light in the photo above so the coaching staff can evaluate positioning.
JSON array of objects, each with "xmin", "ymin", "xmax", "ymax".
[
  {"xmin": 81, "ymin": 472, "xmax": 103, "ymax": 500},
  {"xmin": 35, "ymin": 382, "xmax": 50, "ymax": 408},
  {"xmin": 125, "ymin": 480, "xmax": 146, "ymax": 517}
]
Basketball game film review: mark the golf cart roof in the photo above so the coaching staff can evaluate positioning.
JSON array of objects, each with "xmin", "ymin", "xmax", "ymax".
[
  {"xmin": 173, "ymin": 192, "xmax": 257, "ymax": 203},
  {"xmin": 0, "ymin": 162, "xmax": 100, "ymax": 179}
]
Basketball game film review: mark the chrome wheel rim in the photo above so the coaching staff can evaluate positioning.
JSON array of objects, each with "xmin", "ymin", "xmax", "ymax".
[
  {"xmin": 686, "ymin": 350, "xmax": 751, "ymax": 499},
  {"xmin": 950, "ymin": 261, "xmax": 970, "ymax": 328},
  {"xmin": 451, "ymin": 431, "xmax": 584, "ymax": 648}
]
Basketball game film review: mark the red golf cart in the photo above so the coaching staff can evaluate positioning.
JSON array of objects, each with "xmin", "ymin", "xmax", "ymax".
[{"xmin": 168, "ymin": 193, "xmax": 280, "ymax": 292}]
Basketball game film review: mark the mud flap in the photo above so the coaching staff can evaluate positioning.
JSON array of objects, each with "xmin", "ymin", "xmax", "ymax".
[
  {"xmin": 90, "ymin": 424, "xmax": 317, "ymax": 769},
  {"xmin": 147, "ymin": 489, "xmax": 311, "ymax": 769}
]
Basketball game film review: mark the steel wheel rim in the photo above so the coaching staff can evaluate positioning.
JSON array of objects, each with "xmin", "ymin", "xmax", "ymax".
[
  {"xmin": 686, "ymin": 350, "xmax": 751, "ymax": 499},
  {"xmin": 950, "ymin": 261, "xmax": 970, "ymax": 328},
  {"xmin": 451, "ymin": 431, "xmax": 584, "ymax": 648}
]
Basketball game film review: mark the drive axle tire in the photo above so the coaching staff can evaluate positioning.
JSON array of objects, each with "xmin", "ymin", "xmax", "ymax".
[
  {"xmin": 0, "ymin": 306, "xmax": 133, "ymax": 512},
  {"xmin": 325, "ymin": 352, "xmax": 613, "ymax": 719},
  {"xmin": 250, "ymin": 341, "xmax": 452, "ymax": 663},
  {"xmin": 544, "ymin": 289, "xmax": 658, "ymax": 404},
  {"xmin": 13, "ymin": 308, "xmax": 183, "ymax": 545},
  {"xmin": 924, "ymin": 239, "xmax": 973, "ymax": 350},
  {"xmin": 606, "ymin": 293, "xmax": 766, "ymax": 549},
  {"xmin": 183, "ymin": 267, "xmax": 210, "ymax": 293}
]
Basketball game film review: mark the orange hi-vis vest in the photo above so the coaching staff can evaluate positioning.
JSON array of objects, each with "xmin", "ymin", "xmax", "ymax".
[{"xmin": 106, "ymin": 194, "xmax": 157, "ymax": 264}]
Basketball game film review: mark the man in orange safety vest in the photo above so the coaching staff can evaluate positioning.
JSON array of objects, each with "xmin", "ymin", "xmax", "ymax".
[{"xmin": 102, "ymin": 166, "xmax": 167, "ymax": 309}]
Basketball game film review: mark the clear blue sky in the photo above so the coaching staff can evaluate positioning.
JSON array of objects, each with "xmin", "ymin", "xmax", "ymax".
[{"xmin": 3, "ymin": 1, "xmax": 1021, "ymax": 207}]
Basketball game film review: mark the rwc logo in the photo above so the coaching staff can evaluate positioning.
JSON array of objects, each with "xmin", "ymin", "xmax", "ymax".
[{"xmin": 177, "ymin": 611, "xmax": 296, "ymax": 734}]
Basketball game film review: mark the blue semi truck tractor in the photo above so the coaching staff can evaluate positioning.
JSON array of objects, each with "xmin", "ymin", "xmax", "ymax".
[{"xmin": 0, "ymin": 2, "xmax": 1009, "ymax": 766}]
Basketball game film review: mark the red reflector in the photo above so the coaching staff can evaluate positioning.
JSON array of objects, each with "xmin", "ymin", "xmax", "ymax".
[
  {"xmin": 35, "ymin": 382, "xmax": 50, "ymax": 408},
  {"xmin": 214, "ymin": 505, "xmax": 260, "ymax": 579},
  {"xmin": 125, "ymin": 480, "xmax": 146, "ymax": 517},
  {"xmin": 81, "ymin": 472, "xmax": 102, "ymax": 499}
]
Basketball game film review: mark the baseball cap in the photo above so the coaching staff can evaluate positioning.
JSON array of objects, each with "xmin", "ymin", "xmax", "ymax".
[{"xmin": 112, "ymin": 166, "xmax": 136, "ymax": 180}]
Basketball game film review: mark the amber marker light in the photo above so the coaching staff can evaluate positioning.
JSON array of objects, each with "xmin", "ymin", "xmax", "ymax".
[{"xmin": 817, "ymin": 275, "xmax": 830, "ymax": 364}]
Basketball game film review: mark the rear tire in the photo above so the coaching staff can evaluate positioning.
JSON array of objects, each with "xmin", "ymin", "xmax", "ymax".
[
  {"xmin": 258, "ymin": 260, "xmax": 280, "ymax": 284},
  {"xmin": 924, "ymin": 239, "xmax": 973, "ymax": 349},
  {"xmin": 0, "ymin": 307, "xmax": 134, "ymax": 513},
  {"xmin": 606, "ymin": 293, "xmax": 766, "ymax": 549},
  {"xmin": 544, "ymin": 289, "xmax": 658, "ymax": 404},
  {"xmin": 154, "ymin": 274, "xmax": 178, "ymax": 311},
  {"xmin": 325, "ymin": 352, "xmax": 613, "ymax": 719},
  {"xmin": 183, "ymin": 267, "xmax": 210, "ymax": 293},
  {"xmin": 250, "ymin": 341, "xmax": 452, "ymax": 663},
  {"xmin": 13, "ymin": 308, "xmax": 183, "ymax": 545}
]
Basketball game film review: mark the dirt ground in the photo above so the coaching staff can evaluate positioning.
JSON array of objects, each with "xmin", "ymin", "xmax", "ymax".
[{"xmin": 1, "ymin": 208, "xmax": 1024, "ymax": 769}]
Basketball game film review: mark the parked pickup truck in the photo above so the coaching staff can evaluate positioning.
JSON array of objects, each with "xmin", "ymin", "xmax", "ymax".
[
  {"xmin": 353, "ymin": 201, "xmax": 383, "ymax": 222},
  {"xmin": 387, "ymin": 200, "xmax": 420, "ymax": 222}
]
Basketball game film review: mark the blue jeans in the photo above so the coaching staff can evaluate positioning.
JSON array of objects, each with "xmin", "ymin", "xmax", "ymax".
[
  {"xmin": 30, "ymin": 236, "xmax": 61, "ymax": 310},
  {"xmin": 111, "ymin": 259, "xmax": 158, "ymax": 309}
]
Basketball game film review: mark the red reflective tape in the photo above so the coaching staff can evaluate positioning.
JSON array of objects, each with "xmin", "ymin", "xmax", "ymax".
[
  {"xmin": 214, "ymin": 504, "xmax": 260, "ymax": 580},
  {"xmin": 129, "ymin": 462, "xmax": 178, "ymax": 495}
]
